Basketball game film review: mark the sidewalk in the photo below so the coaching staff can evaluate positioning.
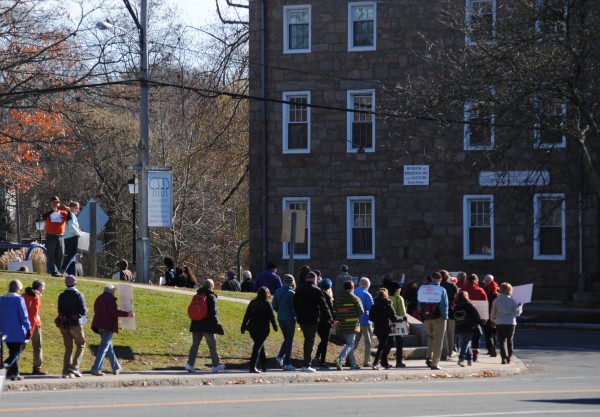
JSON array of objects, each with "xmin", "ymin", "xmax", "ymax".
[{"xmin": 2, "ymin": 354, "xmax": 525, "ymax": 392}]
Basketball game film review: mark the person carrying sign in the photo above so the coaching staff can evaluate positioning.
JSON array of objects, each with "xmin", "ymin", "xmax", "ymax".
[{"xmin": 417, "ymin": 272, "xmax": 449, "ymax": 370}]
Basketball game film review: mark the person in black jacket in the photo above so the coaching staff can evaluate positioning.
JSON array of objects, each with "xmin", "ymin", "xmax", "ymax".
[
  {"xmin": 369, "ymin": 288, "xmax": 402, "ymax": 370},
  {"xmin": 293, "ymin": 271, "xmax": 333, "ymax": 372},
  {"xmin": 241, "ymin": 286, "xmax": 278, "ymax": 373},
  {"xmin": 57, "ymin": 275, "xmax": 87, "ymax": 378},
  {"xmin": 314, "ymin": 278, "xmax": 335, "ymax": 369},
  {"xmin": 453, "ymin": 290, "xmax": 481, "ymax": 367},
  {"xmin": 185, "ymin": 279, "xmax": 226, "ymax": 373}
]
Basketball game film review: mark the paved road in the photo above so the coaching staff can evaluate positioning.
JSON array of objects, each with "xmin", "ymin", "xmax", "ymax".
[{"xmin": 1, "ymin": 329, "xmax": 598, "ymax": 417}]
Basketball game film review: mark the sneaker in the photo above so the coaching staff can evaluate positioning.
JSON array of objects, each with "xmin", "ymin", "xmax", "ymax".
[
  {"xmin": 335, "ymin": 357, "xmax": 343, "ymax": 371},
  {"xmin": 184, "ymin": 363, "xmax": 196, "ymax": 373},
  {"xmin": 62, "ymin": 373, "xmax": 74, "ymax": 379},
  {"xmin": 372, "ymin": 364, "xmax": 379, "ymax": 370},
  {"xmin": 10, "ymin": 375, "xmax": 23, "ymax": 381},
  {"xmin": 458, "ymin": 360, "xmax": 465, "ymax": 367},
  {"xmin": 32, "ymin": 369, "xmax": 48, "ymax": 376},
  {"xmin": 212, "ymin": 363, "xmax": 226, "ymax": 373},
  {"xmin": 113, "ymin": 368, "xmax": 122, "ymax": 375},
  {"xmin": 467, "ymin": 360, "xmax": 473, "ymax": 366},
  {"xmin": 301, "ymin": 366, "xmax": 316, "ymax": 373},
  {"xmin": 506, "ymin": 358, "xmax": 511, "ymax": 364},
  {"xmin": 319, "ymin": 364, "xmax": 330, "ymax": 370},
  {"xmin": 283, "ymin": 364, "xmax": 296, "ymax": 371},
  {"xmin": 430, "ymin": 365, "xmax": 444, "ymax": 370},
  {"xmin": 396, "ymin": 363, "xmax": 406, "ymax": 368},
  {"xmin": 384, "ymin": 364, "xmax": 393, "ymax": 370},
  {"xmin": 69, "ymin": 368, "xmax": 83, "ymax": 378},
  {"xmin": 275, "ymin": 357, "xmax": 284, "ymax": 368},
  {"xmin": 350, "ymin": 364, "xmax": 361, "ymax": 370}
]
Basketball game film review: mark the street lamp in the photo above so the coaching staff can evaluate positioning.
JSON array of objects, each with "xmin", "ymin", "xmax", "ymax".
[
  {"xmin": 35, "ymin": 216, "xmax": 45, "ymax": 243},
  {"xmin": 97, "ymin": 0, "xmax": 150, "ymax": 284},
  {"xmin": 127, "ymin": 175, "xmax": 138, "ymax": 266}
]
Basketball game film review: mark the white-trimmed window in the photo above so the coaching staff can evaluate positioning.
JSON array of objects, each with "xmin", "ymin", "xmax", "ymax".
[
  {"xmin": 534, "ymin": 95, "xmax": 567, "ymax": 148},
  {"xmin": 463, "ymin": 195, "xmax": 494, "ymax": 260},
  {"xmin": 347, "ymin": 196, "xmax": 375, "ymax": 259},
  {"xmin": 283, "ymin": 5, "xmax": 311, "ymax": 53},
  {"xmin": 464, "ymin": 99, "xmax": 494, "ymax": 150},
  {"xmin": 348, "ymin": 2, "xmax": 376, "ymax": 51},
  {"xmin": 283, "ymin": 91, "xmax": 310, "ymax": 153},
  {"xmin": 282, "ymin": 197, "xmax": 310, "ymax": 259},
  {"xmin": 465, "ymin": 0, "xmax": 496, "ymax": 46},
  {"xmin": 535, "ymin": 0, "xmax": 568, "ymax": 39},
  {"xmin": 347, "ymin": 90, "xmax": 375, "ymax": 152},
  {"xmin": 534, "ymin": 194, "xmax": 565, "ymax": 260}
]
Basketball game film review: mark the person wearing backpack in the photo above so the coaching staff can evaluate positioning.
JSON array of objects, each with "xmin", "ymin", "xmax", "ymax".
[
  {"xmin": 453, "ymin": 290, "xmax": 481, "ymax": 367},
  {"xmin": 185, "ymin": 279, "xmax": 226, "ymax": 373},
  {"xmin": 417, "ymin": 272, "xmax": 449, "ymax": 370}
]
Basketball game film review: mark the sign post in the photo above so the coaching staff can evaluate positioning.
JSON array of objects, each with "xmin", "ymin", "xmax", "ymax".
[{"xmin": 282, "ymin": 210, "xmax": 306, "ymax": 275}]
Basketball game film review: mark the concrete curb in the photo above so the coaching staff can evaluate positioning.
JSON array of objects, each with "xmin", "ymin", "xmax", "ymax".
[{"xmin": 3, "ymin": 356, "xmax": 526, "ymax": 392}]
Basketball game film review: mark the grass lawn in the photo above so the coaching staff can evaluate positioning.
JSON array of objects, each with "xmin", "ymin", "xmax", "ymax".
[{"xmin": 0, "ymin": 272, "xmax": 350, "ymax": 374}]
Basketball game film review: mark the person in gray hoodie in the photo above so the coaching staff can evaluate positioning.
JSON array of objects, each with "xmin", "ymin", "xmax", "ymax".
[{"xmin": 490, "ymin": 282, "xmax": 523, "ymax": 365}]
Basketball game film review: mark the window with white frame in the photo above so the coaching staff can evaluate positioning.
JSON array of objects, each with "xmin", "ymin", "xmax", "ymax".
[
  {"xmin": 534, "ymin": 194, "xmax": 565, "ymax": 260},
  {"xmin": 347, "ymin": 90, "xmax": 375, "ymax": 152},
  {"xmin": 347, "ymin": 196, "xmax": 375, "ymax": 259},
  {"xmin": 283, "ymin": 92, "xmax": 310, "ymax": 153},
  {"xmin": 463, "ymin": 195, "xmax": 494, "ymax": 259},
  {"xmin": 535, "ymin": 0, "xmax": 568, "ymax": 39},
  {"xmin": 534, "ymin": 94, "xmax": 567, "ymax": 148},
  {"xmin": 348, "ymin": 2, "xmax": 376, "ymax": 51},
  {"xmin": 282, "ymin": 198, "xmax": 310, "ymax": 259},
  {"xmin": 464, "ymin": 99, "xmax": 494, "ymax": 150},
  {"xmin": 283, "ymin": 5, "xmax": 311, "ymax": 53},
  {"xmin": 465, "ymin": 0, "xmax": 496, "ymax": 46}
]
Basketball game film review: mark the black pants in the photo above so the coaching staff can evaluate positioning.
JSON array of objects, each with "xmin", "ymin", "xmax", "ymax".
[
  {"xmin": 45, "ymin": 233, "xmax": 64, "ymax": 274},
  {"xmin": 299, "ymin": 323, "xmax": 318, "ymax": 368},
  {"xmin": 391, "ymin": 335, "xmax": 404, "ymax": 365},
  {"xmin": 373, "ymin": 333, "xmax": 392, "ymax": 367},
  {"xmin": 249, "ymin": 331, "xmax": 269, "ymax": 370},
  {"xmin": 496, "ymin": 324, "xmax": 516, "ymax": 361},
  {"xmin": 483, "ymin": 320, "xmax": 497, "ymax": 355},
  {"xmin": 4, "ymin": 342, "xmax": 26, "ymax": 377},
  {"xmin": 61, "ymin": 236, "xmax": 79, "ymax": 275},
  {"xmin": 315, "ymin": 324, "xmax": 332, "ymax": 365}
]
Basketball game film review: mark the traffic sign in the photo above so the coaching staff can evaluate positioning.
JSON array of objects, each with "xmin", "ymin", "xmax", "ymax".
[{"xmin": 78, "ymin": 198, "xmax": 109, "ymax": 236}]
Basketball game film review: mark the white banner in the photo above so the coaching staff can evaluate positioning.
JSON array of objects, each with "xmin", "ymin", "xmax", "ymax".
[
  {"xmin": 148, "ymin": 170, "xmax": 173, "ymax": 227},
  {"xmin": 511, "ymin": 283, "xmax": 533, "ymax": 304},
  {"xmin": 118, "ymin": 284, "xmax": 136, "ymax": 330},
  {"xmin": 471, "ymin": 300, "xmax": 489, "ymax": 321}
]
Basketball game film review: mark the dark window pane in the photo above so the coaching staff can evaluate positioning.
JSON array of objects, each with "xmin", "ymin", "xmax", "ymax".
[
  {"xmin": 352, "ymin": 122, "xmax": 372, "ymax": 148},
  {"xmin": 352, "ymin": 228, "xmax": 372, "ymax": 254},
  {"xmin": 289, "ymin": 24, "xmax": 309, "ymax": 49},
  {"xmin": 288, "ymin": 123, "xmax": 308, "ymax": 149},
  {"xmin": 353, "ymin": 21, "xmax": 374, "ymax": 47},
  {"xmin": 540, "ymin": 227, "xmax": 562, "ymax": 255}
]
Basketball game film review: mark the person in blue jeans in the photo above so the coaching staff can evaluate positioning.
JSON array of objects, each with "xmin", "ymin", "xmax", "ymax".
[
  {"xmin": 453, "ymin": 291, "xmax": 481, "ymax": 367},
  {"xmin": 271, "ymin": 274, "xmax": 296, "ymax": 371},
  {"xmin": 90, "ymin": 285, "xmax": 134, "ymax": 375}
]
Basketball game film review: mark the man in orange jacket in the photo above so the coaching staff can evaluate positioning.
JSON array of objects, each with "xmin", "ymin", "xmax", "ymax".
[
  {"xmin": 23, "ymin": 280, "xmax": 46, "ymax": 375},
  {"xmin": 41, "ymin": 196, "xmax": 72, "ymax": 277}
]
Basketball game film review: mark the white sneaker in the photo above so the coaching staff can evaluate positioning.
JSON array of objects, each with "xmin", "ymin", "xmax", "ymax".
[
  {"xmin": 212, "ymin": 363, "xmax": 226, "ymax": 373},
  {"xmin": 275, "ymin": 357, "xmax": 284, "ymax": 368},
  {"xmin": 458, "ymin": 360, "xmax": 465, "ymax": 367},
  {"xmin": 184, "ymin": 363, "xmax": 196, "ymax": 373},
  {"xmin": 283, "ymin": 364, "xmax": 296, "ymax": 371},
  {"xmin": 69, "ymin": 368, "xmax": 83, "ymax": 378},
  {"xmin": 301, "ymin": 366, "xmax": 316, "ymax": 373}
]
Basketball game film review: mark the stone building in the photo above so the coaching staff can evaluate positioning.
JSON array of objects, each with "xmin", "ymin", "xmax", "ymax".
[{"xmin": 247, "ymin": 0, "xmax": 599, "ymax": 302}]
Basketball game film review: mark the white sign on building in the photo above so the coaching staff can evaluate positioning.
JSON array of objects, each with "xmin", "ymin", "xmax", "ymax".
[
  {"xmin": 148, "ymin": 170, "xmax": 173, "ymax": 227},
  {"xmin": 404, "ymin": 165, "xmax": 430, "ymax": 185}
]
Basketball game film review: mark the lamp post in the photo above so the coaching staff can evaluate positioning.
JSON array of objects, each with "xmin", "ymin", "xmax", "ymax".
[
  {"xmin": 97, "ymin": 0, "xmax": 150, "ymax": 284},
  {"xmin": 35, "ymin": 216, "xmax": 45, "ymax": 243},
  {"xmin": 127, "ymin": 175, "xmax": 138, "ymax": 266}
]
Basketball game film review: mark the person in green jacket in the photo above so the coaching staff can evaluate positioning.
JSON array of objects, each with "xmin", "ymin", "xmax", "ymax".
[
  {"xmin": 333, "ymin": 280, "xmax": 364, "ymax": 370},
  {"xmin": 389, "ymin": 282, "xmax": 408, "ymax": 367}
]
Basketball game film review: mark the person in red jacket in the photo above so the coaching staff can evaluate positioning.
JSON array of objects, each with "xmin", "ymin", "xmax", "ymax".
[
  {"xmin": 90, "ymin": 284, "xmax": 134, "ymax": 376},
  {"xmin": 22, "ymin": 280, "xmax": 46, "ymax": 375},
  {"xmin": 463, "ymin": 274, "xmax": 488, "ymax": 361}
]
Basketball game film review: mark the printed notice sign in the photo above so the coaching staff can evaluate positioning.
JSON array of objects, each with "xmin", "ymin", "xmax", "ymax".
[
  {"xmin": 148, "ymin": 170, "xmax": 173, "ymax": 227},
  {"xmin": 404, "ymin": 165, "xmax": 429, "ymax": 186}
]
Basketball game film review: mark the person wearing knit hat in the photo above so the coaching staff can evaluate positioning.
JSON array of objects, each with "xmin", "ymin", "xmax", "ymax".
[
  {"xmin": 57, "ymin": 273, "xmax": 88, "ymax": 378},
  {"xmin": 272, "ymin": 274, "xmax": 296, "ymax": 371},
  {"xmin": 315, "ymin": 277, "xmax": 335, "ymax": 369}
]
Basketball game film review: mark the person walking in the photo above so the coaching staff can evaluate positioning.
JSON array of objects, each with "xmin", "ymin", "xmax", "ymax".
[
  {"xmin": 334, "ymin": 280, "xmax": 363, "ymax": 371},
  {"xmin": 0, "ymin": 280, "xmax": 31, "ymax": 381},
  {"xmin": 90, "ymin": 285, "xmax": 134, "ymax": 376},
  {"xmin": 353, "ymin": 277, "xmax": 374, "ymax": 367},
  {"xmin": 22, "ymin": 279, "xmax": 46, "ymax": 375},
  {"xmin": 241, "ymin": 287, "xmax": 278, "ymax": 373},
  {"xmin": 418, "ymin": 272, "xmax": 449, "ymax": 370},
  {"xmin": 293, "ymin": 271, "xmax": 333, "ymax": 372},
  {"xmin": 369, "ymin": 288, "xmax": 402, "ymax": 370},
  {"xmin": 491, "ymin": 282, "xmax": 523, "ymax": 365},
  {"xmin": 314, "ymin": 278, "xmax": 335, "ymax": 369},
  {"xmin": 253, "ymin": 263, "xmax": 282, "ymax": 294},
  {"xmin": 185, "ymin": 279, "xmax": 226, "ymax": 373},
  {"xmin": 272, "ymin": 274, "xmax": 296, "ymax": 371},
  {"xmin": 463, "ymin": 274, "xmax": 488, "ymax": 362},
  {"xmin": 57, "ymin": 274, "xmax": 88, "ymax": 378},
  {"xmin": 482, "ymin": 274, "xmax": 499, "ymax": 357},
  {"xmin": 388, "ymin": 281, "xmax": 408, "ymax": 368},
  {"xmin": 221, "ymin": 268, "xmax": 241, "ymax": 291},
  {"xmin": 42, "ymin": 196, "xmax": 72, "ymax": 277},
  {"xmin": 440, "ymin": 270, "xmax": 459, "ymax": 360},
  {"xmin": 453, "ymin": 291, "xmax": 481, "ymax": 367},
  {"xmin": 333, "ymin": 264, "xmax": 353, "ymax": 300},
  {"xmin": 61, "ymin": 201, "xmax": 81, "ymax": 276}
]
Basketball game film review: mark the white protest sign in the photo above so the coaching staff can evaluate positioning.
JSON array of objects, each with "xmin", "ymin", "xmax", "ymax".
[
  {"xmin": 417, "ymin": 284, "xmax": 444, "ymax": 303},
  {"xmin": 118, "ymin": 284, "xmax": 136, "ymax": 330},
  {"xmin": 471, "ymin": 300, "xmax": 489, "ymax": 321},
  {"xmin": 390, "ymin": 321, "xmax": 409, "ymax": 336},
  {"xmin": 511, "ymin": 283, "xmax": 533, "ymax": 304}
]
